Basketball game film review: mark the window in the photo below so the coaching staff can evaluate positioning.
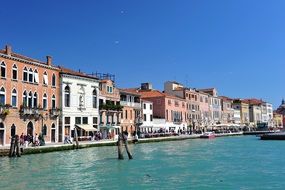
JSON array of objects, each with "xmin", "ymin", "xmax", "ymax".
[
  {"xmin": 144, "ymin": 114, "xmax": 146, "ymax": 121},
  {"xmin": 42, "ymin": 124, "xmax": 47, "ymax": 136},
  {"xmin": 43, "ymin": 71, "xmax": 48, "ymax": 85},
  {"xmin": 11, "ymin": 124, "xmax": 16, "ymax": 137},
  {"xmin": 64, "ymin": 117, "xmax": 71, "ymax": 136},
  {"xmin": 52, "ymin": 95, "xmax": 56, "ymax": 109},
  {"xmin": 33, "ymin": 92, "xmax": 37, "ymax": 108},
  {"xmin": 0, "ymin": 87, "xmax": 5, "ymax": 105},
  {"xmin": 150, "ymin": 115, "xmax": 153, "ymax": 121},
  {"xmin": 200, "ymin": 96, "xmax": 203, "ymax": 102},
  {"xmin": 125, "ymin": 110, "xmax": 128, "ymax": 119},
  {"xmin": 130, "ymin": 110, "xmax": 132, "ymax": 119},
  {"xmin": 168, "ymin": 100, "xmax": 172, "ymax": 105},
  {"xmin": 78, "ymin": 86, "xmax": 85, "ymax": 108},
  {"xmin": 93, "ymin": 117, "xmax": 98, "ymax": 128},
  {"xmin": 22, "ymin": 91, "xmax": 27, "ymax": 107},
  {"xmin": 28, "ymin": 91, "xmax": 32, "ymax": 108},
  {"xmin": 52, "ymin": 74, "xmax": 56, "ymax": 87},
  {"xmin": 64, "ymin": 86, "xmax": 70, "ymax": 107},
  {"xmin": 150, "ymin": 104, "xmax": 152, "ymax": 110},
  {"xmin": 12, "ymin": 64, "xmax": 17, "ymax": 80},
  {"xmin": 93, "ymin": 89, "xmax": 97, "ymax": 108},
  {"xmin": 11, "ymin": 89, "xmax": 17, "ymax": 107},
  {"xmin": 83, "ymin": 117, "xmax": 88, "ymax": 124},
  {"xmin": 143, "ymin": 104, "xmax": 146, "ymax": 109},
  {"xmin": 75, "ymin": 117, "xmax": 81, "ymax": 124},
  {"xmin": 34, "ymin": 69, "xmax": 39, "ymax": 84},
  {"xmin": 1, "ymin": 62, "xmax": 6, "ymax": 78},
  {"xmin": 43, "ymin": 93, "xmax": 47, "ymax": 110},
  {"xmin": 28, "ymin": 68, "xmax": 33, "ymax": 83},
  {"xmin": 23, "ymin": 67, "xmax": 28, "ymax": 81}
]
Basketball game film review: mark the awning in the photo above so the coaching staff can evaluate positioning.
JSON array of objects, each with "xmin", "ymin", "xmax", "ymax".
[
  {"xmin": 76, "ymin": 124, "xmax": 98, "ymax": 132},
  {"xmin": 139, "ymin": 126, "xmax": 153, "ymax": 128}
]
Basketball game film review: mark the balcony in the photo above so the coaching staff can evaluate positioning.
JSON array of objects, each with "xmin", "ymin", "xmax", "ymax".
[
  {"xmin": 99, "ymin": 103, "xmax": 123, "ymax": 112},
  {"xmin": 173, "ymin": 119, "xmax": 182, "ymax": 125},
  {"xmin": 20, "ymin": 107, "xmax": 41, "ymax": 116},
  {"xmin": 135, "ymin": 117, "xmax": 143, "ymax": 125},
  {"xmin": 0, "ymin": 105, "xmax": 10, "ymax": 117},
  {"xmin": 120, "ymin": 101, "xmax": 141, "ymax": 109},
  {"xmin": 50, "ymin": 108, "xmax": 61, "ymax": 117}
]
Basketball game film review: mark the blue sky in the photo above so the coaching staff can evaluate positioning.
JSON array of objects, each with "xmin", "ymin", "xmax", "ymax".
[{"xmin": 0, "ymin": 0, "xmax": 284, "ymax": 108}]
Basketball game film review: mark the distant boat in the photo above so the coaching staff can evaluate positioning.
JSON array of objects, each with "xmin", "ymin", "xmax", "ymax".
[{"xmin": 200, "ymin": 132, "xmax": 215, "ymax": 139}]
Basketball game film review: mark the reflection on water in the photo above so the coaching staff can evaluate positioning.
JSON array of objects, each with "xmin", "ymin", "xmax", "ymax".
[{"xmin": 1, "ymin": 136, "xmax": 285, "ymax": 190}]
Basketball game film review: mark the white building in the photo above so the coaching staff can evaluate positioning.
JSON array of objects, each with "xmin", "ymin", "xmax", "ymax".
[
  {"xmin": 60, "ymin": 68, "xmax": 99, "ymax": 142},
  {"xmin": 261, "ymin": 102, "xmax": 273, "ymax": 127},
  {"xmin": 140, "ymin": 100, "xmax": 154, "ymax": 132}
]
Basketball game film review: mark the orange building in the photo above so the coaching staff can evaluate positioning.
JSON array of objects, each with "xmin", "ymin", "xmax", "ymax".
[{"xmin": 0, "ymin": 45, "xmax": 60, "ymax": 145}]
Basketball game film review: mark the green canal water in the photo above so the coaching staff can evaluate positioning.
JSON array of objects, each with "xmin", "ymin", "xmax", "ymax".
[{"xmin": 1, "ymin": 136, "xmax": 285, "ymax": 190}]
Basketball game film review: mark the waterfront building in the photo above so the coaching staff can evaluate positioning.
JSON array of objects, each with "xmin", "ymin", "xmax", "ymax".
[
  {"xmin": 244, "ymin": 99, "xmax": 263, "ymax": 127},
  {"xmin": 220, "ymin": 96, "xmax": 234, "ymax": 124},
  {"xmin": 130, "ymin": 83, "xmax": 188, "ymax": 133},
  {"xmin": 273, "ymin": 111, "xmax": 283, "ymax": 128},
  {"xmin": 140, "ymin": 100, "xmax": 154, "ymax": 133},
  {"xmin": 119, "ymin": 89, "xmax": 142, "ymax": 137},
  {"xmin": 164, "ymin": 81, "xmax": 201, "ymax": 132},
  {"xmin": 97, "ymin": 76, "xmax": 121, "ymax": 139},
  {"xmin": 232, "ymin": 99, "xmax": 250, "ymax": 125},
  {"xmin": 59, "ymin": 68, "xmax": 99, "ymax": 142},
  {"xmin": 233, "ymin": 109, "xmax": 241, "ymax": 124},
  {"xmin": 275, "ymin": 99, "xmax": 285, "ymax": 127},
  {"xmin": 198, "ymin": 91, "xmax": 211, "ymax": 129},
  {"xmin": 0, "ymin": 45, "xmax": 60, "ymax": 145},
  {"xmin": 261, "ymin": 102, "xmax": 273, "ymax": 127},
  {"xmin": 198, "ymin": 88, "xmax": 222, "ymax": 125}
]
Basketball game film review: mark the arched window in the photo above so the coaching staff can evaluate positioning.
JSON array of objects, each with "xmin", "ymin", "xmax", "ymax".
[
  {"xmin": 43, "ymin": 93, "xmax": 47, "ymax": 110},
  {"xmin": 0, "ymin": 62, "xmax": 6, "ymax": 78},
  {"xmin": 23, "ymin": 67, "xmax": 28, "ymax": 81},
  {"xmin": 11, "ymin": 124, "xmax": 16, "ymax": 137},
  {"xmin": 28, "ymin": 91, "xmax": 33, "ymax": 108},
  {"xmin": 43, "ymin": 71, "xmax": 48, "ymax": 85},
  {"xmin": 11, "ymin": 89, "xmax": 17, "ymax": 107},
  {"xmin": 42, "ymin": 124, "xmax": 47, "ymax": 136},
  {"xmin": 64, "ymin": 86, "xmax": 70, "ymax": 107},
  {"xmin": 33, "ymin": 92, "xmax": 37, "ymax": 108},
  {"xmin": 12, "ymin": 64, "xmax": 17, "ymax": 80},
  {"xmin": 22, "ymin": 91, "xmax": 27, "ymax": 107},
  {"xmin": 52, "ymin": 95, "xmax": 56, "ymax": 109},
  {"xmin": 78, "ymin": 86, "xmax": 85, "ymax": 108},
  {"xmin": 93, "ymin": 89, "xmax": 97, "ymax": 108},
  {"xmin": 28, "ymin": 68, "xmax": 33, "ymax": 83},
  {"xmin": 34, "ymin": 69, "xmax": 39, "ymax": 84},
  {"xmin": 0, "ymin": 87, "xmax": 5, "ymax": 105},
  {"xmin": 52, "ymin": 74, "xmax": 56, "ymax": 87}
]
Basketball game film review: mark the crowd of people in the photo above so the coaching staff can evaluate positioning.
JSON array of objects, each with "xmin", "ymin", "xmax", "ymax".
[{"xmin": 19, "ymin": 133, "xmax": 44, "ymax": 147}]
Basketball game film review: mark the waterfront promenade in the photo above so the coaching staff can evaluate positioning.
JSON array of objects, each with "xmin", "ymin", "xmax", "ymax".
[{"xmin": 0, "ymin": 132, "xmax": 243, "ymax": 156}]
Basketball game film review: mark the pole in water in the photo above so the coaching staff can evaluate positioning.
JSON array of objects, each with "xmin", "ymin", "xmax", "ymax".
[
  {"xmin": 15, "ymin": 135, "xmax": 21, "ymax": 157},
  {"xmin": 74, "ymin": 127, "xmax": 79, "ymax": 149},
  {"xmin": 117, "ymin": 133, "xmax": 124, "ymax": 160},
  {"xmin": 123, "ymin": 132, "xmax": 133, "ymax": 160},
  {"xmin": 9, "ymin": 137, "xmax": 16, "ymax": 157}
]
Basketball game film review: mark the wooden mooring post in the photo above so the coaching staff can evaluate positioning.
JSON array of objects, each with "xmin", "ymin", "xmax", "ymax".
[
  {"xmin": 9, "ymin": 135, "xmax": 21, "ymax": 157},
  {"xmin": 74, "ymin": 127, "xmax": 79, "ymax": 149},
  {"xmin": 117, "ymin": 132, "xmax": 133, "ymax": 160}
]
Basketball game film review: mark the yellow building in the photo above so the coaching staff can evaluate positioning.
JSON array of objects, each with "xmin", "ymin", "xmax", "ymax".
[
  {"xmin": 273, "ymin": 112, "xmax": 283, "ymax": 128},
  {"xmin": 232, "ymin": 99, "xmax": 250, "ymax": 125}
]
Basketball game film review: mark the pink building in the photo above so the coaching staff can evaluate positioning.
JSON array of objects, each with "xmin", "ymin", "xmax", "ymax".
[{"xmin": 128, "ymin": 83, "xmax": 188, "ymax": 132}]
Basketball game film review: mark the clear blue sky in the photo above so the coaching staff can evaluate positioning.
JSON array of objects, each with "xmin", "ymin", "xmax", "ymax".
[{"xmin": 0, "ymin": 0, "xmax": 284, "ymax": 108}]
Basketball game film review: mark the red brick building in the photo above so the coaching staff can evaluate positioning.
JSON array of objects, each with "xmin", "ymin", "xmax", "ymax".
[{"xmin": 0, "ymin": 45, "xmax": 60, "ymax": 145}]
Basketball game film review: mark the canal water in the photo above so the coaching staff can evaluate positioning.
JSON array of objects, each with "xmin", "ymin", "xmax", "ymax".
[{"xmin": 1, "ymin": 136, "xmax": 285, "ymax": 190}]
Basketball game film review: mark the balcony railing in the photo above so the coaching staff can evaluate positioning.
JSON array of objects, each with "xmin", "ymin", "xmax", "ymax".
[
  {"xmin": 120, "ymin": 101, "xmax": 141, "ymax": 109},
  {"xmin": 20, "ymin": 107, "xmax": 41, "ymax": 115},
  {"xmin": 50, "ymin": 108, "xmax": 61, "ymax": 117}
]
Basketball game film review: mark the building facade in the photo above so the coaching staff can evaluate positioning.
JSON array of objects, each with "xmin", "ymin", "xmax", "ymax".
[
  {"xmin": 60, "ymin": 68, "xmax": 99, "ymax": 142},
  {"xmin": 140, "ymin": 100, "xmax": 154, "ymax": 133},
  {"xmin": 220, "ymin": 96, "xmax": 234, "ymax": 124},
  {"xmin": 232, "ymin": 99, "xmax": 250, "ymax": 125},
  {"xmin": 0, "ymin": 45, "xmax": 60, "ymax": 145},
  {"xmin": 98, "ymin": 79, "xmax": 121, "ymax": 139},
  {"xmin": 119, "ymin": 89, "xmax": 141, "ymax": 136}
]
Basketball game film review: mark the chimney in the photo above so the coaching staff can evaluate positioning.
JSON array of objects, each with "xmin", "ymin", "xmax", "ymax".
[
  {"xmin": 46, "ymin": 56, "xmax": 52, "ymax": 66},
  {"xmin": 5, "ymin": 45, "xmax": 12, "ymax": 56}
]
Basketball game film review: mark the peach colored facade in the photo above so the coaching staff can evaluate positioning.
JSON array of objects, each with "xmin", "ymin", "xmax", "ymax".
[
  {"xmin": 119, "ymin": 90, "xmax": 141, "ymax": 135},
  {"xmin": 198, "ymin": 91, "xmax": 210, "ymax": 127},
  {"xmin": 0, "ymin": 45, "xmax": 60, "ymax": 145}
]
